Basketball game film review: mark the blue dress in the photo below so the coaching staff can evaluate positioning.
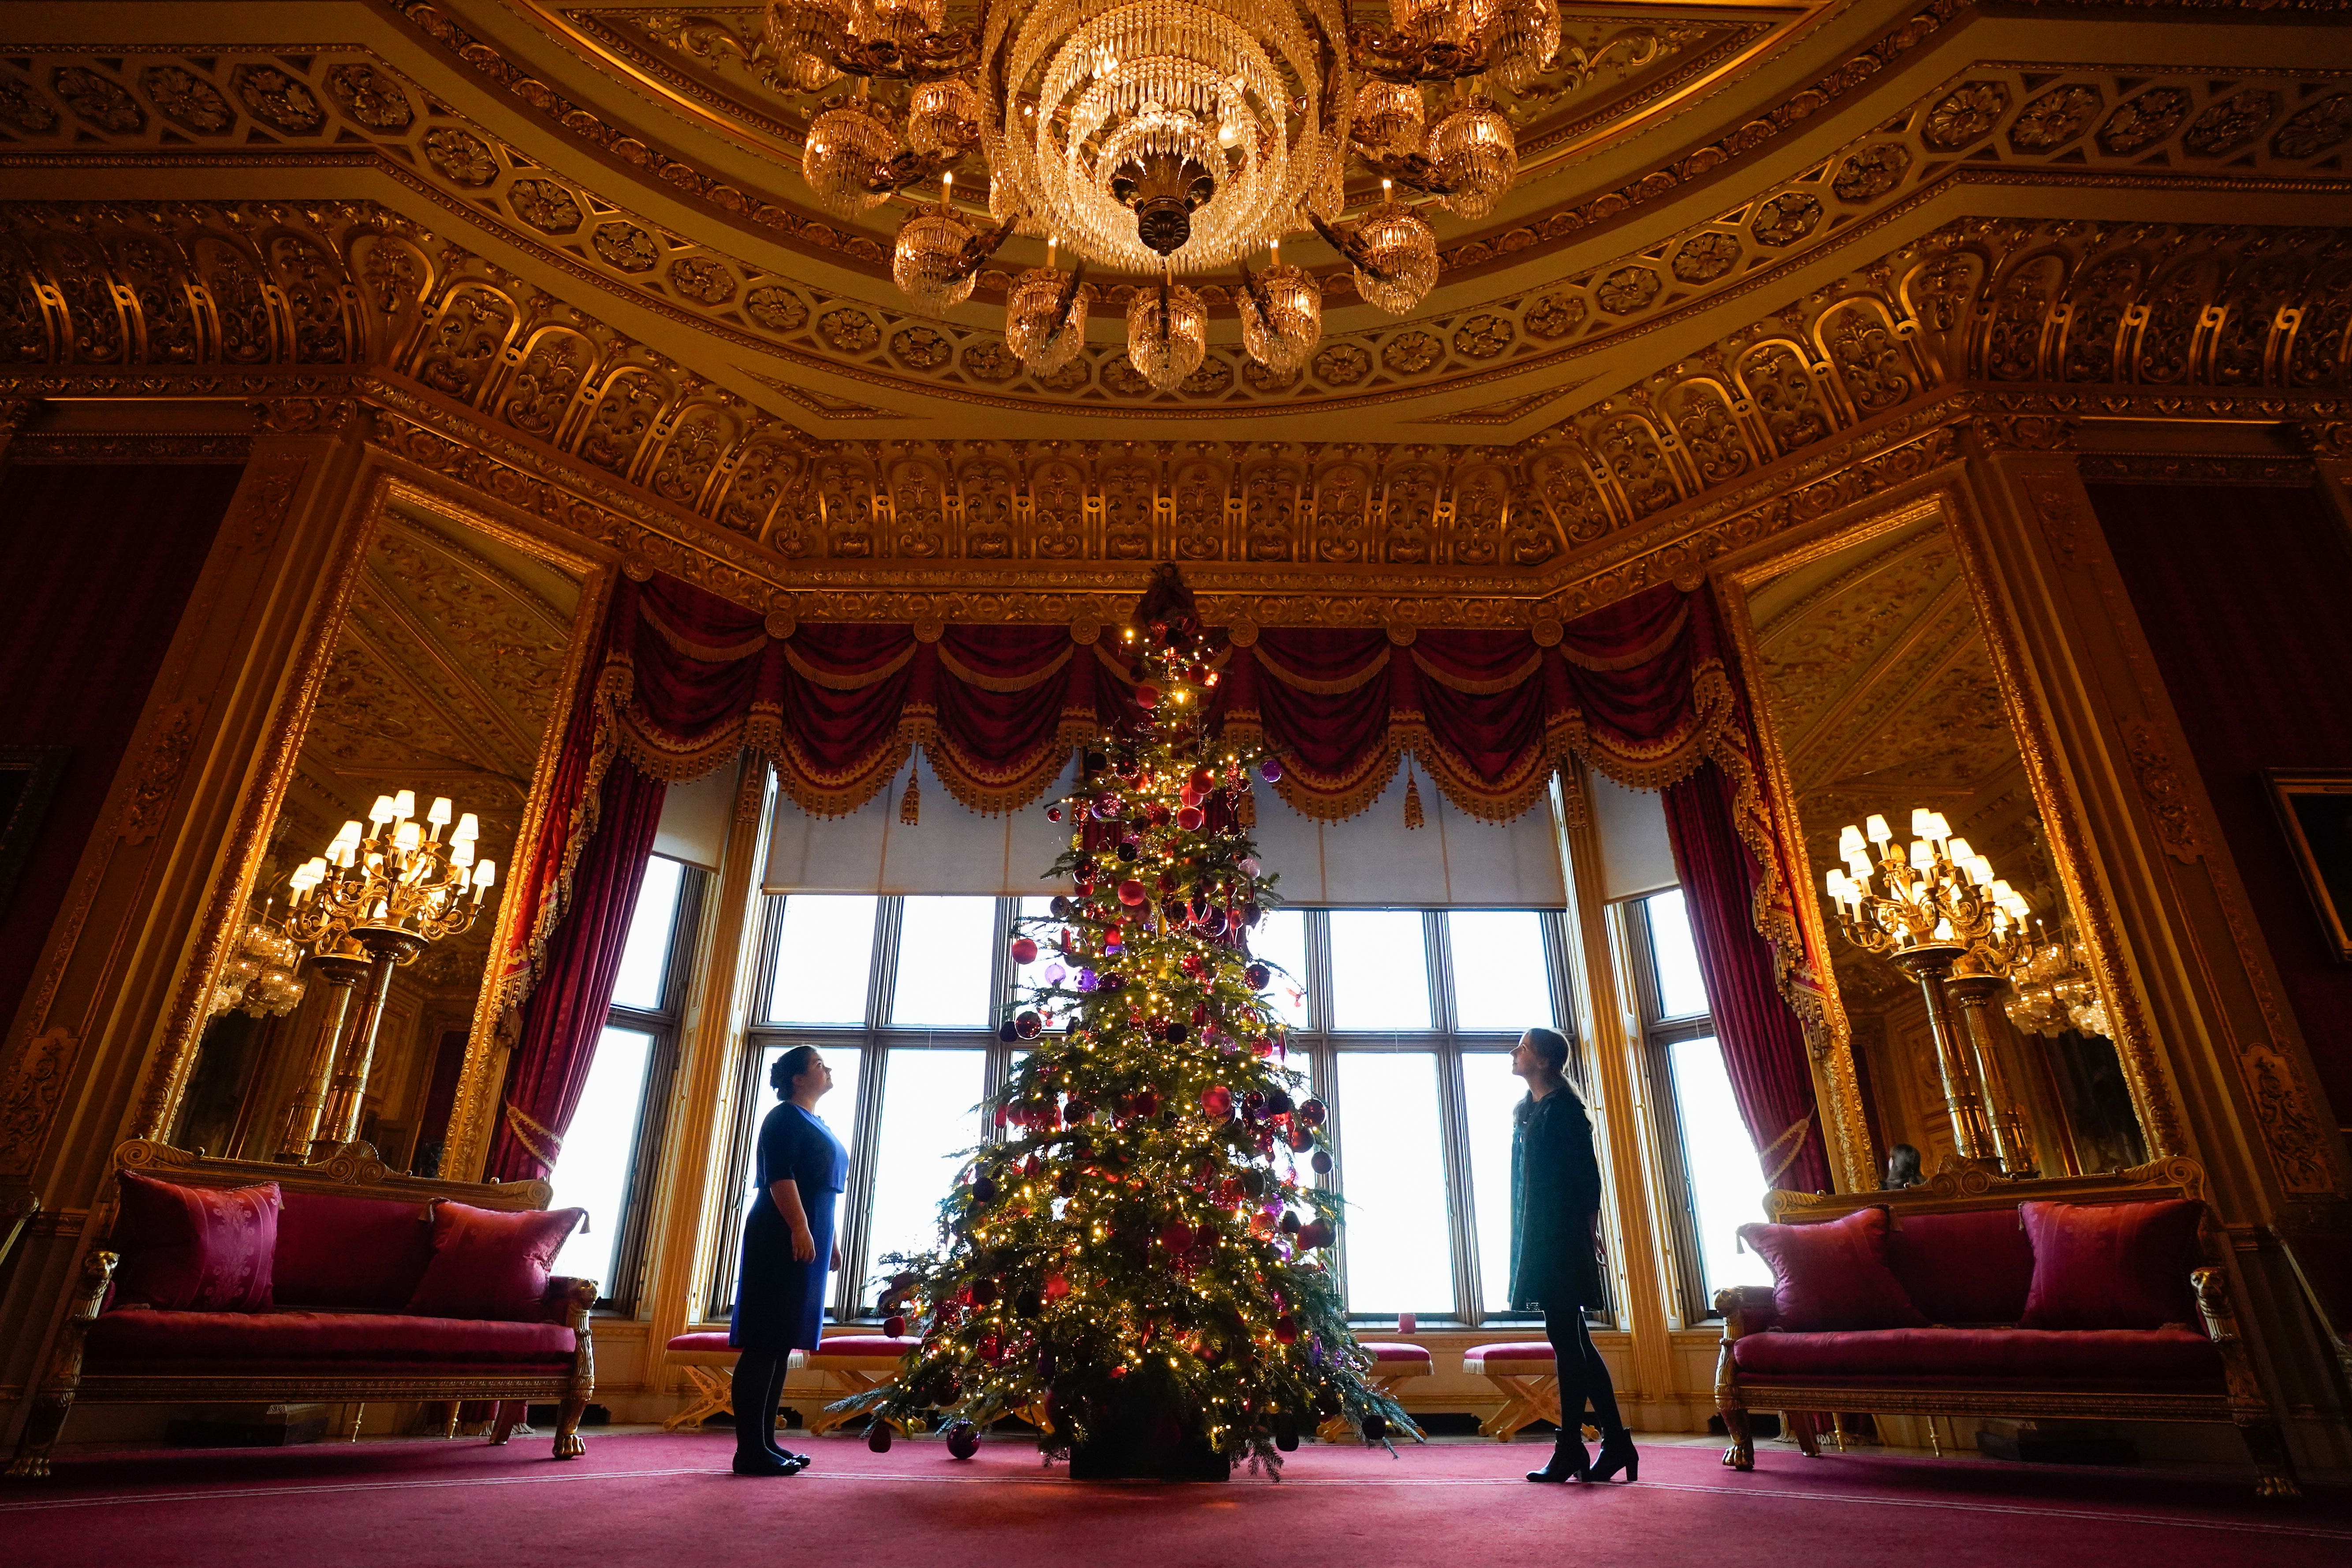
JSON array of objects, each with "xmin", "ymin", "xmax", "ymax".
[{"xmin": 730, "ymin": 1102, "xmax": 848, "ymax": 1353}]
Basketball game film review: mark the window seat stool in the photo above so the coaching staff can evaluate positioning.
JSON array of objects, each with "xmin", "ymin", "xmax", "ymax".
[
  {"xmin": 659, "ymin": 1331, "xmax": 787, "ymax": 1432},
  {"xmin": 801, "ymin": 1335, "xmax": 923, "ymax": 1434},
  {"xmin": 1462, "ymin": 1341, "xmax": 1566, "ymax": 1441},
  {"xmin": 1317, "ymin": 1342, "xmax": 1432, "ymax": 1440}
]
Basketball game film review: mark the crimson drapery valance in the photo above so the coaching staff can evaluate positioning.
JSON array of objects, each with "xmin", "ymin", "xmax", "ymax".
[{"xmin": 486, "ymin": 571, "xmax": 1836, "ymax": 1191}]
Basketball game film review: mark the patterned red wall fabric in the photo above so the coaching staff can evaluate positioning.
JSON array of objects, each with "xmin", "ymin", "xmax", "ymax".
[
  {"xmin": 0, "ymin": 462, "xmax": 244, "ymax": 1028},
  {"xmin": 2090, "ymin": 481, "xmax": 2352, "ymax": 1128}
]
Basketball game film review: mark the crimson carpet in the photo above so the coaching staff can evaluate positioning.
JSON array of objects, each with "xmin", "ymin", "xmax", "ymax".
[{"xmin": 5, "ymin": 1430, "xmax": 2343, "ymax": 1568}]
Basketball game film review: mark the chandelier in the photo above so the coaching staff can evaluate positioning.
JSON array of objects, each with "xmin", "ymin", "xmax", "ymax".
[
  {"xmin": 771, "ymin": 0, "xmax": 1557, "ymax": 378},
  {"xmin": 207, "ymin": 907, "xmax": 308, "ymax": 1020},
  {"xmin": 2004, "ymin": 927, "xmax": 2110, "ymax": 1039},
  {"xmin": 1825, "ymin": 809, "xmax": 2038, "ymax": 1176}
]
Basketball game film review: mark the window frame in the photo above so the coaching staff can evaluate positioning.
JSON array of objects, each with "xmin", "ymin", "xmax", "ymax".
[
  {"xmin": 1282, "ymin": 905, "xmax": 1590, "ymax": 1330},
  {"xmin": 1616, "ymin": 889, "xmax": 1725, "ymax": 1324},
  {"xmin": 711, "ymin": 893, "xmax": 1028, "ymax": 1323},
  {"xmin": 587, "ymin": 853, "xmax": 706, "ymax": 1316}
]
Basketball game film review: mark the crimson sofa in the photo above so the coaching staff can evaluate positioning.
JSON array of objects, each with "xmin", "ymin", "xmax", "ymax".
[
  {"xmin": 1713, "ymin": 1158, "xmax": 2296, "ymax": 1498},
  {"xmin": 7, "ymin": 1139, "xmax": 596, "ymax": 1479}
]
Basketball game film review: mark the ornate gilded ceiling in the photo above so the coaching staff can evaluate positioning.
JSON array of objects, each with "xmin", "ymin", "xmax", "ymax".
[{"xmin": 2, "ymin": 0, "xmax": 2348, "ymax": 447}]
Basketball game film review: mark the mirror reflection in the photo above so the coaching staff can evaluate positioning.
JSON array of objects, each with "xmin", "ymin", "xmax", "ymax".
[
  {"xmin": 1745, "ymin": 514, "xmax": 2148, "ymax": 1180},
  {"xmin": 169, "ymin": 505, "xmax": 581, "ymax": 1175}
]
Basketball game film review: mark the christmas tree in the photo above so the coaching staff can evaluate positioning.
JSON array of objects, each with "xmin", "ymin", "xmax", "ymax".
[{"xmin": 839, "ymin": 568, "xmax": 1417, "ymax": 1479}]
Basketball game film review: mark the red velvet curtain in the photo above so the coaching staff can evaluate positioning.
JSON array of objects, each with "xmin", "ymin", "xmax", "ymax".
[
  {"xmin": 492, "ymin": 571, "xmax": 1835, "ymax": 1187},
  {"xmin": 1665, "ymin": 762, "xmax": 1834, "ymax": 1193},
  {"xmin": 486, "ymin": 756, "xmax": 666, "ymax": 1184},
  {"xmin": 0, "ymin": 462, "xmax": 245, "ymax": 1028}
]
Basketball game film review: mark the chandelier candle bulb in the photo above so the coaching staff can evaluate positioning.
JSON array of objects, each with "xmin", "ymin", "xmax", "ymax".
[{"xmin": 1865, "ymin": 812, "xmax": 1891, "ymax": 846}]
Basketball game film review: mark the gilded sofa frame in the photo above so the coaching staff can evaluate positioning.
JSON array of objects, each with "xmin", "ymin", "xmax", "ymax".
[
  {"xmin": 1711, "ymin": 1157, "xmax": 2298, "ymax": 1498},
  {"xmin": 5, "ymin": 1139, "xmax": 598, "ymax": 1480}
]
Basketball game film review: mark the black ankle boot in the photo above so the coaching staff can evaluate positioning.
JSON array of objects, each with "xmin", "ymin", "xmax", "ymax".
[
  {"xmin": 732, "ymin": 1449, "xmax": 805, "ymax": 1476},
  {"xmin": 1587, "ymin": 1430, "xmax": 1639, "ymax": 1483},
  {"xmin": 1526, "ymin": 1432, "xmax": 1589, "ymax": 1482}
]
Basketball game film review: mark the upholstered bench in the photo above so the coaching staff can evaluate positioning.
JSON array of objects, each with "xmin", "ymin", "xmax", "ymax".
[
  {"xmin": 1461, "ymin": 1341, "xmax": 1565, "ymax": 1441},
  {"xmin": 1716, "ymin": 1161, "xmax": 2297, "ymax": 1498},
  {"xmin": 660, "ymin": 1331, "xmax": 919, "ymax": 1436},
  {"xmin": 1315, "ymin": 1342, "xmax": 1432, "ymax": 1440}
]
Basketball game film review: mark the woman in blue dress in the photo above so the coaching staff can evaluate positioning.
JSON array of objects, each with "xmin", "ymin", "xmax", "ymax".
[{"xmin": 730, "ymin": 1044, "xmax": 847, "ymax": 1476}]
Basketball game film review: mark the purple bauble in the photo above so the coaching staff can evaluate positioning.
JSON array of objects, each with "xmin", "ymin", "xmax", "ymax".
[
  {"xmin": 1076, "ymin": 966, "xmax": 1099, "ymax": 991},
  {"xmin": 1260, "ymin": 756, "xmax": 1283, "ymax": 782}
]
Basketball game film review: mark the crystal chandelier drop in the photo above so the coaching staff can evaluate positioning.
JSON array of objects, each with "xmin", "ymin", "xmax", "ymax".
[
  {"xmin": 2004, "ymin": 928, "xmax": 2111, "ymax": 1039},
  {"xmin": 770, "ymin": 0, "xmax": 1558, "ymax": 383},
  {"xmin": 208, "ymin": 907, "xmax": 308, "ymax": 1019}
]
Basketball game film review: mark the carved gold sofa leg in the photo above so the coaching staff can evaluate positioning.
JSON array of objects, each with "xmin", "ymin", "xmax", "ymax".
[
  {"xmin": 1713, "ymin": 1285, "xmax": 1757, "ymax": 1471},
  {"xmin": 5, "ymin": 1249, "xmax": 116, "ymax": 1482},
  {"xmin": 2195, "ymin": 1266, "xmax": 2302, "ymax": 1501},
  {"xmin": 553, "ymin": 1277, "xmax": 596, "ymax": 1460}
]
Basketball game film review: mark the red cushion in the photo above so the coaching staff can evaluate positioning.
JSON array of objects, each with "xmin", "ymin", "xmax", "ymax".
[
  {"xmin": 667, "ymin": 1331, "xmax": 736, "ymax": 1352},
  {"xmin": 404, "ymin": 1202, "xmax": 583, "ymax": 1322},
  {"xmin": 1731, "ymin": 1326, "xmax": 2221, "ymax": 1385},
  {"xmin": 1360, "ymin": 1342, "xmax": 1433, "ymax": 1366},
  {"xmin": 2020, "ymin": 1199, "xmax": 2204, "ymax": 1330},
  {"xmin": 272, "ymin": 1191, "xmax": 438, "ymax": 1310},
  {"xmin": 1466, "ymin": 1341, "xmax": 1553, "ymax": 1363},
  {"xmin": 809, "ymin": 1335, "xmax": 919, "ymax": 1359},
  {"xmin": 111, "ymin": 1172, "xmax": 280, "ymax": 1313},
  {"xmin": 1737, "ymin": 1207, "xmax": 1927, "ymax": 1332},
  {"xmin": 87, "ymin": 1308, "xmax": 576, "ymax": 1367},
  {"xmin": 1886, "ymin": 1208, "xmax": 2036, "ymax": 1324}
]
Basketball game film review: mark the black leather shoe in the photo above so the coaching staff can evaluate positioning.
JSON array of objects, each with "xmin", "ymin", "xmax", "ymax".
[
  {"xmin": 1526, "ymin": 1436, "xmax": 1589, "ymax": 1482},
  {"xmin": 772, "ymin": 1446, "xmax": 810, "ymax": 1466},
  {"xmin": 1587, "ymin": 1431, "xmax": 1639, "ymax": 1483},
  {"xmin": 733, "ymin": 1450, "xmax": 806, "ymax": 1476}
]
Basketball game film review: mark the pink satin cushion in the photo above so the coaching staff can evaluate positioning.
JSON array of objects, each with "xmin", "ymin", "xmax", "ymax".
[
  {"xmin": 1885, "ymin": 1208, "xmax": 2037, "ymax": 1324},
  {"xmin": 2020, "ymin": 1199, "xmax": 2205, "ymax": 1330},
  {"xmin": 1737, "ymin": 1206, "xmax": 1928, "ymax": 1332},
  {"xmin": 87, "ymin": 1308, "xmax": 576, "ymax": 1367},
  {"xmin": 110, "ymin": 1171, "xmax": 281, "ymax": 1313},
  {"xmin": 1730, "ymin": 1325, "xmax": 2222, "ymax": 1385},
  {"xmin": 273, "ymin": 1191, "xmax": 438, "ymax": 1310},
  {"xmin": 404, "ymin": 1202, "xmax": 583, "ymax": 1322}
]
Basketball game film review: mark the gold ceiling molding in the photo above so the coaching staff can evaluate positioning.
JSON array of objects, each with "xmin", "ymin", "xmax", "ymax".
[
  {"xmin": 4, "ymin": 202, "xmax": 2351, "ymax": 625},
  {"xmin": 3, "ymin": 41, "xmax": 2346, "ymax": 425}
]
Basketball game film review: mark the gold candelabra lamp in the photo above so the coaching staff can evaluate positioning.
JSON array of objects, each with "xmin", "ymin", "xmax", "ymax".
[
  {"xmin": 274, "ymin": 790, "xmax": 496, "ymax": 1156},
  {"xmin": 1824, "ymin": 808, "xmax": 2038, "ymax": 1176}
]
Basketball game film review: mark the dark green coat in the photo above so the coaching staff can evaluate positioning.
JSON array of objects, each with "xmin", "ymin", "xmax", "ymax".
[{"xmin": 1508, "ymin": 1088, "xmax": 1603, "ymax": 1312}]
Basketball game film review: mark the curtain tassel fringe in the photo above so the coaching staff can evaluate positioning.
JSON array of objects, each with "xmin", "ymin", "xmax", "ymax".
[
  {"xmin": 899, "ymin": 767, "xmax": 921, "ymax": 826},
  {"xmin": 1403, "ymin": 769, "xmax": 1425, "ymax": 831}
]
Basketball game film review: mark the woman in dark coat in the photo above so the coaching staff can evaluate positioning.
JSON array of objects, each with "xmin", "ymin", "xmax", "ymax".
[
  {"xmin": 1510, "ymin": 1026, "xmax": 1636, "ymax": 1483},
  {"xmin": 730, "ymin": 1044, "xmax": 847, "ymax": 1476}
]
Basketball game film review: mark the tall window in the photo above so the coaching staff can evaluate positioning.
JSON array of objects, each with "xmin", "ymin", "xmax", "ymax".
[
  {"xmin": 1266, "ymin": 906, "xmax": 1581, "ymax": 1326},
  {"xmin": 1621, "ymin": 887, "xmax": 1771, "ymax": 1321},
  {"xmin": 547, "ymin": 853, "xmax": 705, "ymax": 1313},
  {"xmin": 713, "ymin": 893, "xmax": 1038, "ymax": 1321}
]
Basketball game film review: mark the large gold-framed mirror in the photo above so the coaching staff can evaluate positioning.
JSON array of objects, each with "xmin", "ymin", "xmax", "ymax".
[
  {"xmin": 168, "ymin": 482, "xmax": 597, "ymax": 1177},
  {"xmin": 1725, "ymin": 498, "xmax": 2154, "ymax": 1184}
]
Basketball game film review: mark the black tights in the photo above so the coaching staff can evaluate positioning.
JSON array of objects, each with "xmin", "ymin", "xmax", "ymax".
[
  {"xmin": 1544, "ymin": 1304, "xmax": 1623, "ymax": 1440},
  {"xmin": 733, "ymin": 1349, "xmax": 790, "ymax": 1457}
]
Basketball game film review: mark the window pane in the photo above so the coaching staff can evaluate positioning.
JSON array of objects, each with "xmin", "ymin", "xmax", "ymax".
[
  {"xmin": 1667, "ymin": 1035, "xmax": 1772, "ymax": 1298},
  {"xmin": 742, "ymin": 1044, "xmax": 863, "ymax": 1277},
  {"xmin": 1328, "ymin": 910, "xmax": 1431, "ymax": 1032},
  {"xmin": 1448, "ymin": 910, "xmax": 1554, "ymax": 1032},
  {"xmin": 890, "ymin": 897, "xmax": 997, "ymax": 1027},
  {"xmin": 548, "ymin": 1025, "xmax": 656, "ymax": 1293},
  {"xmin": 862, "ymin": 1047, "xmax": 986, "ymax": 1304},
  {"xmin": 1014, "ymin": 896, "xmax": 1064, "ymax": 1022},
  {"xmin": 1460, "ymin": 1050, "xmax": 1528, "ymax": 1313},
  {"xmin": 609, "ymin": 857, "xmax": 685, "ymax": 1011},
  {"xmin": 1250, "ymin": 906, "xmax": 1309, "ymax": 1028},
  {"xmin": 1334, "ymin": 1052, "xmax": 1454, "ymax": 1314},
  {"xmin": 769, "ymin": 895, "xmax": 878, "ymax": 1024},
  {"xmin": 1646, "ymin": 889, "xmax": 1711, "ymax": 1020}
]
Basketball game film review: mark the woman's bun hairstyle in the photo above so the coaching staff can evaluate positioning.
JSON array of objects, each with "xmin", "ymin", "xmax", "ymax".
[{"xmin": 772, "ymin": 1044, "xmax": 820, "ymax": 1097}]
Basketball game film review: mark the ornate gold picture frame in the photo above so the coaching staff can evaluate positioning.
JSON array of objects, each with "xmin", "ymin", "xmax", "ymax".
[{"xmin": 2264, "ymin": 770, "xmax": 2352, "ymax": 963}]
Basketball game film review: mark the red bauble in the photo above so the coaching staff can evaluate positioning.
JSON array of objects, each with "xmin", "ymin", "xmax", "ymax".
[
  {"xmin": 1046, "ymin": 804, "xmax": 1063, "ymax": 822},
  {"xmin": 1136, "ymin": 683, "xmax": 1161, "ymax": 709},
  {"xmin": 1118, "ymin": 879, "xmax": 1146, "ymax": 905},
  {"xmin": 1187, "ymin": 766, "xmax": 1215, "ymax": 793},
  {"xmin": 1201, "ymin": 1084, "xmax": 1234, "ymax": 1117},
  {"xmin": 883, "ymin": 1314, "xmax": 907, "ymax": 1338},
  {"xmin": 1274, "ymin": 1315, "xmax": 1300, "ymax": 1344},
  {"xmin": 868, "ymin": 1422, "xmax": 894, "ymax": 1453},
  {"xmin": 1010, "ymin": 935, "xmax": 1039, "ymax": 964},
  {"xmin": 1176, "ymin": 805, "xmax": 1204, "ymax": 831}
]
